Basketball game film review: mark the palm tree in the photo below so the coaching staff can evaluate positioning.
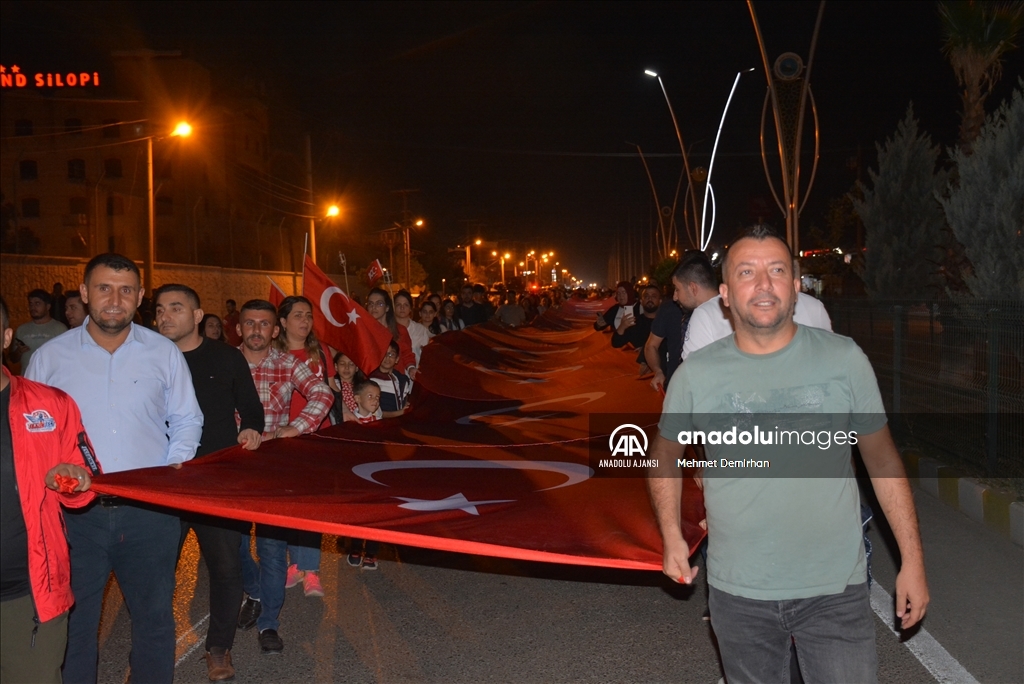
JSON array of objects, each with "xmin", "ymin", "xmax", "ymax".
[{"xmin": 939, "ymin": 0, "xmax": 1024, "ymax": 152}]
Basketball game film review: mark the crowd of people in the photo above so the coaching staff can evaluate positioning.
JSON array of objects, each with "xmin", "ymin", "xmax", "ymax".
[
  {"xmin": 0, "ymin": 255, "xmax": 591, "ymax": 683},
  {"xmin": 1, "ymin": 226, "xmax": 927, "ymax": 684}
]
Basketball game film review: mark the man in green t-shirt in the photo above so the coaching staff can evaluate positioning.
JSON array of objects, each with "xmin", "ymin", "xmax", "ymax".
[{"xmin": 648, "ymin": 226, "xmax": 928, "ymax": 683}]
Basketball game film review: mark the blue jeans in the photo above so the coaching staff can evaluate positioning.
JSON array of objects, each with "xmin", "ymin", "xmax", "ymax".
[
  {"xmin": 709, "ymin": 582, "xmax": 877, "ymax": 684},
  {"xmin": 287, "ymin": 532, "xmax": 322, "ymax": 573},
  {"xmin": 239, "ymin": 526, "xmax": 287, "ymax": 633},
  {"xmin": 63, "ymin": 503, "xmax": 179, "ymax": 684}
]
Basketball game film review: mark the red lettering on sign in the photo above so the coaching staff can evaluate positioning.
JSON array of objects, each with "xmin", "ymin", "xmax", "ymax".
[
  {"xmin": 79, "ymin": 72, "xmax": 90, "ymax": 86},
  {"xmin": 67, "ymin": 73, "xmax": 77, "ymax": 86},
  {"xmin": 0, "ymin": 74, "xmax": 10, "ymax": 87},
  {"xmin": 55, "ymin": 73, "xmax": 64, "ymax": 86},
  {"xmin": 34, "ymin": 73, "xmax": 44, "ymax": 87}
]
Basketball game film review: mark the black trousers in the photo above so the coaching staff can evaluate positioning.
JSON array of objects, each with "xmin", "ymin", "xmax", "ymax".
[{"xmin": 179, "ymin": 515, "xmax": 246, "ymax": 651}]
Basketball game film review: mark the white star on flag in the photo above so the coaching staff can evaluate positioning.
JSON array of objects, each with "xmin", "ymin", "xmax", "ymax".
[
  {"xmin": 395, "ymin": 492, "xmax": 515, "ymax": 516},
  {"xmin": 347, "ymin": 309, "xmax": 360, "ymax": 324}
]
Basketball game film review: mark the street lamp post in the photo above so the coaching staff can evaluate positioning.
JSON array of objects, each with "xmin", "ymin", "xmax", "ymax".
[
  {"xmin": 645, "ymin": 70, "xmax": 701, "ymax": 245},
  {"xmin": 144, "ymin": 121, "xmax": 192, "ymax": 297}
]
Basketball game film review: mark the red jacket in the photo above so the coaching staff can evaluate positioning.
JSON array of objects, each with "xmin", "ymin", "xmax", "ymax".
[{"xmin": 3, "ymin": 368, "xmax": 96, "ymax": 622}]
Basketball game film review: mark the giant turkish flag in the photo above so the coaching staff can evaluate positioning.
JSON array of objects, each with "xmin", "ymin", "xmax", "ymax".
[
  {"xmin": 90, "ymin": 305, "xmax": 706, "ymax": 571},
  {"xmin": 302, "ymin": 255, "xmax": 392, "ymax": 375}
]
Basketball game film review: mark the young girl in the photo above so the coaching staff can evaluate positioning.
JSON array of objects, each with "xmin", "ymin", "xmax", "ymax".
[
  {"xmin": 393, "ymin": 289, "xmax": 431, "ymax": 366},
  {"xmin": 329, "ymin": 351, "xmax": 366, "ymax": 424},
  {"xmin": 438, "ymin": 299, "xmax": 464, "ymax": 332},
  {"xmin": 369, "ymin": 340, "xmax": 410, "ymax": 418},
  {"xmin": 365, "ymin": 288, "xmax": 417, "ymax": 381},
  {"xmin": 275, "ymin": 296, "xmax": 333, "ymax": 598},
  {"xmin": 418, "ymin": 300, "xmax": 442, "ymax": 336}
]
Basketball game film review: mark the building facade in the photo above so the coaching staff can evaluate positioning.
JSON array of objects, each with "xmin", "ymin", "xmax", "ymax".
[{"xmin": 1, "ymin": 50, "xmax": 286, "ymax": 269}]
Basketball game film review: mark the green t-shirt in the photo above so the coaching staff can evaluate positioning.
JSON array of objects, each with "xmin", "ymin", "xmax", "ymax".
[{"xmin": 658, "ymin": 325, "xmax": 887, "ymax": 600}]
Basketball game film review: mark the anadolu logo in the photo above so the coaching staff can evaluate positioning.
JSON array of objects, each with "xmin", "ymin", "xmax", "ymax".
[{"xmin": 608, "ymin": 424, "xmax": 648, "ymax": 457}]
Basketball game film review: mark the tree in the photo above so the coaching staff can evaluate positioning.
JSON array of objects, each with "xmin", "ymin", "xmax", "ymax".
[
  {"xmin": 853, "ymin": 105, "xmax": 948, "ymax": 300},
  {"xmin": 940, "ymin": 0, "xmax": 1024, "ymax": 152},
  {"xmin": 940, "ymin": 81, "xmax": 1024, "ymax": 300}
]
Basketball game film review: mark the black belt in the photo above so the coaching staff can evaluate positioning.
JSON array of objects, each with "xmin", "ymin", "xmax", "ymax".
[{"xmin": 97, "ymin": 495, "xmax": 125, "ymax": 508}]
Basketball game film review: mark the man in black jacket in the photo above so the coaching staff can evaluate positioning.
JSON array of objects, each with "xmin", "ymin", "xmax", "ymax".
[{"xmin": 154, "ymin": 284, "xmax": 264, "ymax": 683}]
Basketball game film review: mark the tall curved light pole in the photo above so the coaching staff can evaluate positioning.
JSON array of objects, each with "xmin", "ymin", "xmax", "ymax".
[
  {"xmin": 748, "ymin": 0, "xmax": 825, "ymax": 253},
  {"xmin": 645, "ymin": 70, "xmax": 701, "ymax": 248},
  {"xmin": 700, "ymin": 69, "xmax": 755, "ymax": 251}
]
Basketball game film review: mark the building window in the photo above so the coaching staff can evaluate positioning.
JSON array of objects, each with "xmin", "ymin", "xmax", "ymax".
[
  {"xmin": 14, "ymin": 119, "xmax": 33, "ymax": 136},
  {"xmin": 68, "ymin": 158, "xmax": 86, "ymax": 181},
  {"xmin": 102, "ymin": 119, "xmax": 121, "ymax": 138},
  {"xmin": 22, "ymin": 198, "xmax": 40, "ymax": 218},
  {"xmin": 104, "ymin": 158, "xmax": 123, "ymax": 178},
  {"xmin": 106, "ymin": 195, "xmax": 124, "ymax": 216},
  {"xmin": 69, "ymin": 197, "xmax": 88, "ymax": 215},
  {"xmin": 19, "ymin": 160, "xmax": 38, "ymax": 180},
  {"xmin": 155, "ymin": 195, "xmax": 173, "ymax": 216},
  {"xmin": 65, "ymin": 118, "xmax": 83, "ymax": 134}
]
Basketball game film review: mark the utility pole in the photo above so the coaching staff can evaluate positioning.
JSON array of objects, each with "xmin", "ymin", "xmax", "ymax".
[{"xmin": 305, "ymin": 134, "xmax": 316, "ymax": 264}]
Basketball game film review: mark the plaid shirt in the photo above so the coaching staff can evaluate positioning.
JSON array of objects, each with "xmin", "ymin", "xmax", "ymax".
[{"xmin": 246, "ymin": 347, "xmax": 333, "ymax": 438}]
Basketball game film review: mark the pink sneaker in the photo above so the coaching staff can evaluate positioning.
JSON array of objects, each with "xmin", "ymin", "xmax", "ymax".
[
  {"xmin": 303, "ymin": 571, "xmax": 325, "ymax": 598},
  {"xmin": 284, "ymin": 564, "xmax": 304, "ymax": 589}
]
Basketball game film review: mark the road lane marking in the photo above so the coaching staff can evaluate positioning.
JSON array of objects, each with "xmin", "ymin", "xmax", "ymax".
[
  {"xmin": 174, "ymin": 613, "xmax": 209, "ymax": 666},
  {"xmin": 870, "ymin": 582, "xmax": 979, "ymax": 684}
]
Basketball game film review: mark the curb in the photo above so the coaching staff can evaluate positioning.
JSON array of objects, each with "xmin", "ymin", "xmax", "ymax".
[{"xmin": 901, "ymin": 449, "xmax": 1023, "ymax": 547}]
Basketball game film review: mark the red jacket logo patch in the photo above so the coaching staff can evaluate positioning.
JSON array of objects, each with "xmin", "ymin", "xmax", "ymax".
[{"xmin": 23, "ymin": 410, "xmax": 57, "ymax": 432}]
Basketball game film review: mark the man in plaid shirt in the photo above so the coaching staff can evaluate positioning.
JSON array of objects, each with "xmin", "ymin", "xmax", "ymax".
[{"xmin": 234, "ymin": 299, "xmax": 332, "ymax": 656}]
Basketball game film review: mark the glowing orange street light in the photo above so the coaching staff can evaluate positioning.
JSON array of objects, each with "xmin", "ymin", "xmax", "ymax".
[
  {"xmin": 415, "ymin": 219, "xmax": 424, "ymax": 227},
  {"xmin": 326, "ymin": 205, "xmax": 340, "ymax": 218},
  {"xmin": 475, "ymin": 239, "xmax": 482, "ymax": 246},
  {"xmin": 146, "ymin": 121, "xmax": 192, "ymax": 295}
]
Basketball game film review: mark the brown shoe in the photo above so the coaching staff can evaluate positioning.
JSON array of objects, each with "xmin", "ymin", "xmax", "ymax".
[{"xmin": 205, "ymin": 647, "xmax": 235, "ymax": 681}]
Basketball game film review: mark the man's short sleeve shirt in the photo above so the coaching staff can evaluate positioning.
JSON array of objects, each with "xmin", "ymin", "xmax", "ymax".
[{"xmin": 658, "ymin": 325, "xmax": 886, "ymax": 600}]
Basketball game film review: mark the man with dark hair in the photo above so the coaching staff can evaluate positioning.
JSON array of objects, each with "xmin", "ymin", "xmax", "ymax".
[
  {"xmin": 457, "ymin": 284, "xmax": 487, "ymax": 326},
  {"xmin": 1, "ymin": 295, "xmax": 95, "ymax": 684},
  {"xmin": 683, "ymin": 225, "xmax": 831, "ymax": 360},
  {"xmin": 154, "ymin": 284, "xmax": 264, "ymax": 682},
  {"xmin": 649, "ymin": 232, "xmax": 928, "ymax": 682},
  {"xmin": 12, "ymin": 289, "xmax": 67, "ymax": 369},
  {"xmin": 234, "ymin": 298, "xmax": 331, "ymax": 656},
  {"xmin": 612, "ymin": 283, "xmax": 660, "ymax": 352},
  {"xmin": 644, "ymin": 251, "xmax": 718, "ymax": 393},
  {"xmin": 64, "ymin": 291, "xmax": 87, "ymax": 329},
  {"xmin": 25, "ymin": 253, "xmax": 204, "ymax": 684},
  {"xmin": 223, "ymin": 299, "xmax": 241, "ymax": 346}
]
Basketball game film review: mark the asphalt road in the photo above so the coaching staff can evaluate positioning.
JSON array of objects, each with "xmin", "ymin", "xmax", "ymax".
[{"xmin": 92, "ymin": 487, "xmax": 1022, "ymax": 684}]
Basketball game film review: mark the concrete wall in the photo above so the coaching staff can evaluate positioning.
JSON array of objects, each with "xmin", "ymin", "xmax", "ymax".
[{"xmin": 1, "ymin": 253, "xmax": 366, "ymax": 327}]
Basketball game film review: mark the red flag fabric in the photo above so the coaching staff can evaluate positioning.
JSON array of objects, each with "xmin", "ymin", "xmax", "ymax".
[
  {"xmin": 89, "ymin": 305, "xmax": 706, "ymax": 571},
  {"xmin": 302, "ymin": 255, "xmax": 392, "ymax": 375},
  {"xmin": 267, "ymin": 277, "xmax": 286, "ymax": 310},
  {"xmin": 366, "ymin": 259, "xmax": 384, "ymax": 286}
]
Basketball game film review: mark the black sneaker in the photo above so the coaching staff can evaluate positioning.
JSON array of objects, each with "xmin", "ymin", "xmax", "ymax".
[
  {"xmin": 258, "ymin": 628, "xmax": 284, "ymax": 655},
  {"xmin": 347, "ymin": 552, "xmax": 363, "ymax": 568},
  {"xmin": 237, "ymin": 596, "xmax": 261, "ymax": 631},
  {"xmin": 361, "ymin": 555, "xmax": 378, "ymax": 571}
]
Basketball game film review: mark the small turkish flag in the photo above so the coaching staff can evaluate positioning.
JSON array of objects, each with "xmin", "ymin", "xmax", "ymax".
[
  {"xmin": 302, "ymin": 256, "xmax": 392, "ymax": 375},
  {"xmin": 268, "ymin": 278, "xmax": 286, "ymax": 310},
  {"xmin": 366, "ymin": 259, "xmax": 384, "ymax": 286}
]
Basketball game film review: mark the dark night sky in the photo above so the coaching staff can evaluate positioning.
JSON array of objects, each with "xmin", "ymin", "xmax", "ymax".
[{"xmin": 3, "ymin": 1, "xmax": 1021, "ymax": 283}]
